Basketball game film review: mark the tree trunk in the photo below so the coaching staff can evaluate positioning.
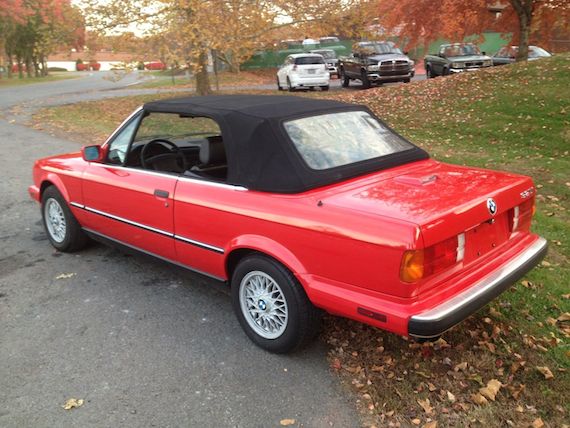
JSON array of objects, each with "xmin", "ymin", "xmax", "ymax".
[
  {"xmin": 195, "ymin": 50, "xmax": 212, "ymax": 95},
  {"xmin": 510, "ymin": 0, "xmax": 534, "ymax": 61}
]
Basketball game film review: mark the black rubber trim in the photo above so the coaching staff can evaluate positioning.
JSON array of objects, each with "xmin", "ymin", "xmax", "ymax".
[{"xmin": 408, "ymin": 240, "xmax": 548, "ymax": 338}]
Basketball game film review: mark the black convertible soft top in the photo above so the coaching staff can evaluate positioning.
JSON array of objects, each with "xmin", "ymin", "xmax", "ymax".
[{"xmin": 143, "ymin": 95, "xmax": 428, "ymax": 193}]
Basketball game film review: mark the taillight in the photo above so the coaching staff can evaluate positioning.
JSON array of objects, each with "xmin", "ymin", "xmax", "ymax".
[
  {"xmin": 509, "ymin": 198, "xmax": 535, "ymax": 233},
  {"xmin": 400, "ymin": 234, "xmax": 465, "ymax": 283},
  {"xmin": 292, "ymin": 65, "xmax": 298, "ymax": 71}
]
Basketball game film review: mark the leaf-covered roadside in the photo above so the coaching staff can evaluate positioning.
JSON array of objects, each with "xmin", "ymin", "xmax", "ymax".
[{"xmin": 317, "ymin": 54, "xmax": 569, "ymax": 427}]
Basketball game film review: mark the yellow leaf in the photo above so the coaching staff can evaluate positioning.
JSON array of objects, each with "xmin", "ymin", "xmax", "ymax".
[
  {"xmin": 56, "ymin": 273, "xmax": 76, "ymax": 280},
  {"xmin": 423, "ymin": 422, "xmax": 437, "ymax": 428},
  {"xmin": 280, "ymin": 419, "xmax": 296, "ymax": 426},
  {"xmin": 536, "ymin": 366, "xmax": 554, "ymax": 379},
  {"xmin": 471, "ymin": 393, "xmax": 489, "ymax": 405},
  {"xmin": 417, "ymin": 398, "xmax": 433, "ymax": 415},
  {"xmin": 446, "ymin": 391, "xmax": 456, "ymax": 403},
  {"xmin": 412, "ymin": 418, "xmax": 421, "ymax": 425},
  {"xmin": 557, "ymin": 312, "xmax": 570, "ymax": 323},
  {"xmin": 479, "ymin": 379, "xmax": 501, "ymax": 401},
  {"xmin": 62, "ymin": 398, "xmax": 84, "ymax": 410},
  {"xmin": 531, "ymin": 418, "xmax": 544, "ymax": 428}
]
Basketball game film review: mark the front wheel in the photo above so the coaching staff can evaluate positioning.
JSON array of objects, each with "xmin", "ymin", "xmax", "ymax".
[
  {"xmin": 276, "ymin": 77, "xmax": 283, "ymax": 91},
  {"xmin": 41, "ymin": 186, "xmax": 88, "ymax": 252},
  {"xmin": 360, "ymin": 70, "xmax": 371, "ymax": 89},
  {"xmin": 231, "ymin": 255, "xmax": 321, "ymax": 353},
  {"xmin": 340, "ymin": 68, "xmax": 349, "ymax": 87},
  {"xmin": 321, "ymin": 85, "xmax": 329, "ymax": 91}
]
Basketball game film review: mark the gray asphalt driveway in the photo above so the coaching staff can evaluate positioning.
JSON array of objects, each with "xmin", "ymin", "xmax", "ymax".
[{"xmin": 0, "ymin": 74, "xmax": 359, "ymax": 427}]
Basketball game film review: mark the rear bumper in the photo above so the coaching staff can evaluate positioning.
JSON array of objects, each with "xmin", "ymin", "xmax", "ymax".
[
  {"xmin": 290, "ymin": 75, "xmax": 330, "ymax": 87},
  {"xmin": 408, "ymin": 237, "xmax": 548, "ymax": 338},
  {"xmin": 302, "ymin": 234, "xmax": 547, "ymax": 338}
]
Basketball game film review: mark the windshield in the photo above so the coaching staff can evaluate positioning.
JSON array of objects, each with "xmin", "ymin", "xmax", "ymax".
[
  {"xmin": 284, "ymin": 111, "xmax": 413, "ymax": 170},
  {"xmin": 360, "ymin": 43, "xmax": 402, "ymax": 55},
  {"xmin": 294, "ymin": 56, "xmax": 325, "ymax": 65},
  {"xmin": 443, "ymin": 44, "xmax": 482, "ymax": 57},
  {"xmin": 311, "ymin": 50, "xmax": 336, "ymax": 59},
  {"xmin": 528, "ymin": 46, "xmax": 551, "ymax": 58}
]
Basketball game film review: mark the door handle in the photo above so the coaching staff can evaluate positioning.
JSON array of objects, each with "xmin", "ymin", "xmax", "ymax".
[{"xmin": 154, "ymin": 189, "xmax": 169, "ymax": 198}]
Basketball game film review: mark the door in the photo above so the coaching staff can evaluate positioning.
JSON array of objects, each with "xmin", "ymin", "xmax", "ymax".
[{"xmin": 81, "ymin": 111, "xmax": 178, "ymax": 260}]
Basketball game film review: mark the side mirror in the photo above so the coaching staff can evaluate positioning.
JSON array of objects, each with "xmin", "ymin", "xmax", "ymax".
[
  {"xmin": 482, "ymin": 51, "xmax": 487, "ymax": 55},
  {"xmin": 82, "ymin": 145, "xmax": 106, "ymax": 162}
]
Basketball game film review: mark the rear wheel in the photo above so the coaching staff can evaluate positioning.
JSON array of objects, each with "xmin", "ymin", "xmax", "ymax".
[
  {"xmin": 231, "ymin": 254, "xmax": 321, "ymax": 353},
  {"xmin": 402, "ymin": 78, "xmax": 411, "ymax": 83},
  {"xmin": 360, "ymin": 70, "xmax": 371, "ymax": 89},
  {"xmin": 287, "ymin": 77, "xmax": 295, "ymax": 92},
  {"xmin": 426, "ymin": 65, "xmax": 434, "ymax": 79},
  {"xmin": 41, "ymin": 186, "xmax": 88, "ymax": 252}
]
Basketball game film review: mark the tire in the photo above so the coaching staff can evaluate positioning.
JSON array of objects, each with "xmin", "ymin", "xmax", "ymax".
[
  {"xmin": 340, "ymin": 68, "xmax": 349, "ymax": 87},
  {"xmin": 442, "ymin": 67, "xmax": 450, "ymax": 76},
  {"xmin": 426, "ymin": 65, "xmax": 434, "ymax": 79},
  {"xmin": 402, "ymin": 78, "xmax": 411, "ymax": 83},
  {"xmin": 360, "ymin": 70, "xmax": 371, "ymax": 89},
  {"xmin": 276, "ymin": 77, "xmax": 283, "ymax": 91},
  {"xmin": 287, "ymin": 77, "xmax": 295, "ymax": 92},
  {"xmin": 321, "ymin": 85, "xmax": 329, "ymax": 91},
  {"xmin": 41, "ymin": 186, "xmax": 88, "ymax": 252},
  {"xmin": 231, "ymin": 254, "xmax": 321, "ymax": 353}
]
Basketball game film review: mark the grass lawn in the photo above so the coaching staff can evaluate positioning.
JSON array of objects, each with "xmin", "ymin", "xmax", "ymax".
[
  {"xmin": 0, "ymin": 72, "xmax": 80, "ymax": 87},
  {"xmin": 33, "ymin": 54, "xmax": 569, "ymax": 428}
]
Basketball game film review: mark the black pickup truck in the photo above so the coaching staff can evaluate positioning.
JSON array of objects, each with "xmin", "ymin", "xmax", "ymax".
[
  {"xmin": 424, "ymin": 43, "xmax": 493, "ymax": 77},
  {"xmin": 338, "ymin": 42, "xmax": 415, "ymax": 88}
]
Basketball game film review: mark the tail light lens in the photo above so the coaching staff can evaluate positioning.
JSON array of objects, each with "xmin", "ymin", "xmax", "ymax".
[
  {"xmin": 400, "ymin": 234, "xmax": 465, "ymax": 283},
  {"xmin": 509, "ymin": 198, "xmax": 535, "ymax": 233}
]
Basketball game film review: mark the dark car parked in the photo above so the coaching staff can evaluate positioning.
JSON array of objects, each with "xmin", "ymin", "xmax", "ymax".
[
  {"xmin": 310, "ymin": 49, "xmax": 339, "ymax": 77},
  {"xmin": 492, "ymin": 46, "xmax": 552, "ymax": 66},
  {"xmin": 424, "ymin": 43, "xmax": 492, "ymax": 78},
  {"xmin": 338, "ymin": 41, "xmax": 415, "ymax": 88}
]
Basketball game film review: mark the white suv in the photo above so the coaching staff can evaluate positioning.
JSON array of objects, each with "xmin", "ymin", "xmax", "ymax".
[{"xmin": 277, "ymin": 54, "xmax": 330, "ymax": 91}]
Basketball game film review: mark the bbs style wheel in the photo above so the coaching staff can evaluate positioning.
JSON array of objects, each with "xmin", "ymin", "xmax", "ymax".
[
  {"xmin": 41, "ymin": 186, "xmax": 88, "ymax": 252},
  {"xmin": 231, "ymin": 254, "xmax": 321, "ymax": 353}
]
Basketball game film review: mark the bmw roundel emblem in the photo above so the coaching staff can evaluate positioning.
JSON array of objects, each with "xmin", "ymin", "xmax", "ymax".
[{"xmin": 487, "ymin": 198, "xmax": 497, "ymax": 216}]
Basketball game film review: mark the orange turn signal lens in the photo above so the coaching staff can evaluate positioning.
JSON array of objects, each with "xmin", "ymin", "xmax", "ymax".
[{"xmin": 400, "ymin": 250, "xmax": 425, "ymax": 283}]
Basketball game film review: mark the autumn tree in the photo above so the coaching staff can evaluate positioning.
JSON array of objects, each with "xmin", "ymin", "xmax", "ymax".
[
  {"xmin": 1, "ymin": 0, "xmax": 84, "ymax": 78},
  {"xmin": 84, "ymin": 0, "xmax": 365, "ymax": 95},
  {"xmin": 377, "ymin": 0, "xmax": 570, "ymax": 60}
]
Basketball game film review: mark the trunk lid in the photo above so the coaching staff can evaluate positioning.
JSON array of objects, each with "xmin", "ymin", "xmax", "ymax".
[{"xmin": 320, "ymin": 160, "xmax": 533, "ymax": 250}]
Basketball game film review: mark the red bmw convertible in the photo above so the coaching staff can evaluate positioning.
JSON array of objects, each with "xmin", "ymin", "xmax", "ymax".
[{"xmin": 29, "ymin": 95, "xmax": 547, "ymax": 353}]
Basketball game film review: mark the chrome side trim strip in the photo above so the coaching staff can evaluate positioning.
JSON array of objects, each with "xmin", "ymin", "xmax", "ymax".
[
  {"xmin": 89, "ymin": 163, "xmax": 248, "ymax": 191},
  {"xmin": 74, "ymin": 203, "xmax": 224, "ymax": 254},
  {"xmin": 174, "ymin": 234, "xmax": 224, "ymax": 254},
  {"xmin": 411, "ymin": 237, "xmax": 548, "ymax": 323},
  {"xmin": 82, "ymin": 227, "xmax": 226, "ymax": 282},
  {"xmin": 178, "ymin": 176, "xmax": 248, "ymax": 191},
  {"xmin": 84, "ymin": 206, "xmax": 174, "ymax": 237}
]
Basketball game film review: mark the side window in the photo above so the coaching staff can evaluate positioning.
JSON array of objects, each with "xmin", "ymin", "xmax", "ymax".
[{"xmin": 107, "ymin": 115, "xmax": 140, "ymax": 165}]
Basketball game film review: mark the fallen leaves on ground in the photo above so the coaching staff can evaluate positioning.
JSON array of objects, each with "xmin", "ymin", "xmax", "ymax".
[
  {"xmin": 536, "ymin": 366, "xmax": 554, "ymax": 379},
  {"xmin": 279, "ymin": 419, "xmax": 296, "ymax": 426},
  {"xmin": 62, "ymin": 398, "xmax": 84, "ymax": 410},
  {"xmin": 55, "ymin": 273, "xmax": 76, "ymax": 279}
]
